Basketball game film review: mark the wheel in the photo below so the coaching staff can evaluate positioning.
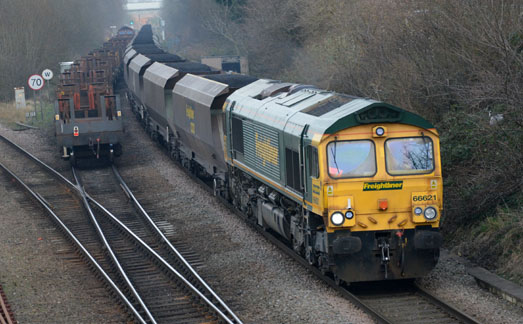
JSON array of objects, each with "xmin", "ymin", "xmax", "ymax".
[
  {"xmin": 306, "ymin": 248, "xmax": 315, "ymax": 266},
  {"xmin": 70, "ymin": 151, "xmax": 76, "ymax": 167},
  {"xmin": 334, "ymin": 274, "xmax": 343, "ymax": 286},
  {"xmin": 213, "ymin": 178, "xmax": 219, "ymax": 197},
  {"xmin": 292, "ymin": 236, "xmax": 304, "ymax": 256}
]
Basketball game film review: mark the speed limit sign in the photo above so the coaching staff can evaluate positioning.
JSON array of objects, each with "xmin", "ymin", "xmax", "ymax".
[{"xmin": 28, "ymin": 74, "xmax": 45, "ymax": 91}]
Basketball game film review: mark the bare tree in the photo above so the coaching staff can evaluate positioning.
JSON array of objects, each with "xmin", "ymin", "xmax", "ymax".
[{"xmin": 0, "ymin": 0, "xmax": 125, "ymax": 100}]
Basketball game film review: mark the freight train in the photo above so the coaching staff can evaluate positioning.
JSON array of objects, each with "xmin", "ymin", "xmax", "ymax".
[
  {"xmin": 125, "ymin": 25, "xmax": 443, "ymax": 283},
  {"xmin": 54, "ymin": 26, "xmax": 134, "ymax": 165}
]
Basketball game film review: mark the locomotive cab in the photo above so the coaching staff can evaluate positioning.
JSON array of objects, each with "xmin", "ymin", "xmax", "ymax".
[{"xmin": 313, "ymin": 122, "xmax": 443, "ymax": 282}]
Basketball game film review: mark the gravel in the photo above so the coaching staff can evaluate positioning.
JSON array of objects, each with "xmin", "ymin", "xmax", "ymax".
[
  {"xmin": 418, "ymin": 249, "xmax": 523, "ymax": 324},
  {"xmin": 0, "ymin": 126, "xmax": 128, "ymax": 323},
  {"xmin": 1, "ymin": 97, "xmax": 522, "ymax": 323}
]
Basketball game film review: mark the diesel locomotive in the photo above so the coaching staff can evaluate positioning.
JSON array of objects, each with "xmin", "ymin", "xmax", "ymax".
[
  {"xmin": 125, "ymin": 25, "xmax": 443, "ymax": 283},
  {"xmin": 54, "ymin": 26, "xmax": 133, "ymax": 164}
]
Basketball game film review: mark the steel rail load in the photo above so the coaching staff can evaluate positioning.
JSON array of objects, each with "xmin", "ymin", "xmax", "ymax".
[{"xmin": 55, "ymin": 27, "xmax": 133, "ymax": 164}]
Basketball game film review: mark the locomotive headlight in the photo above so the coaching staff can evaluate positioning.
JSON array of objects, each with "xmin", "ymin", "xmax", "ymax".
[
  {"xmin": 414, "ymin": 207, "xmax": 423, "ymax": 215},
  {"xmin": 372, "ymin": 126, "xmax": 387, "ymax": 137},
  {"xmin": 424, "ymin": 207, "xmax": 437, "ymax": 220},
  {"xmin": 345, "ymin": 211, "xmax": 354, "ymax": 219},
  {"xmin": 331, "ymin": 212, "xmax": 345, "ymax": 226}
]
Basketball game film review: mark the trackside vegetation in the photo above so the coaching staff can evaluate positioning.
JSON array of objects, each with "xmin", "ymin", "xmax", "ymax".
[{"xmin": 163, "ymin": 0, "xmax": 522, "ymax": 283}]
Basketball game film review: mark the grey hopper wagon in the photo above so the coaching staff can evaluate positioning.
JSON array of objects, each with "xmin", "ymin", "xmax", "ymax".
[
  {"xmin": 172, "ymin": 74, "xmax": 257, "ymax": 180},
  {"xmin": 128, "ymin": 54, "xmax": 152, "ymax": 102},
  {"xmin": 123, "ymin": 49, "xmax": 138, "ymax": 90},
  {"xmin": 128, "ymin": 54, "xmax": 185, "ymax": 109},
  {"xmin": 142, "ymin": 62, "xmax": 179, "ymax": 143},
  {"xmin": 142, "ymin": 61, "xmax": 220, "ymax": 144}
]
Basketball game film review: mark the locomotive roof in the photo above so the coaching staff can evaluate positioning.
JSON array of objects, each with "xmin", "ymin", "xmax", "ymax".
[
  {"xmin": 119, "ymin": 26, "xmax": 133, "ymax": 32},
  {"xmin": 227, "ymin": 79, "xmax": 436, "ymax": 140},
  {"xmin": 203, "ymin": 74, "xmax": 258, "ymax": 90}
]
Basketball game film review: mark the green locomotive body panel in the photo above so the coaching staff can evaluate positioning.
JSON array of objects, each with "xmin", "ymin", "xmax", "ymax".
[
  {"xmin": 242, "ymin": 120, "xmax": 281, "ymax": 181},
  {"xmin": 224, "ymin": 79, "xmax": 436, "ymax": 206}
]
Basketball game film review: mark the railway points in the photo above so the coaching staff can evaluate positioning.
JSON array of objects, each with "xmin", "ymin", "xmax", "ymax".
[{"xmin": 0, "ymin": 133, "xmax": 241, "ymax": 323}]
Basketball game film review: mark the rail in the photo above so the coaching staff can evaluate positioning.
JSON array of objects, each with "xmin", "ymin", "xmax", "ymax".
[
  {"xmin": 72, "ymin": 167, "xmax": 156, "ymax": 323},
  {"xmin": 0, "ymin": 161, "xmax": 147, "ymax": 324},
  {"xmin": 111, "ymin": 165, "xmax": 243, "ymax": 324},
  {"xmin": 84, "ymin": 180, "xmax": 238, "ymax": 324},
  {"xmin": 0, "ymin": 284, "xmax": 15, "ymax": 324}
]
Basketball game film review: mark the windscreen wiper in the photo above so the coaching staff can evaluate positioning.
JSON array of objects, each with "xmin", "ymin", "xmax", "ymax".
[
  {"xmin": 421, "ymin": 131, "xmax": 430, "ymax": 168},
  {"xmin": 331, "ymin": 137, "xmax": 340, "ymax": 175}
]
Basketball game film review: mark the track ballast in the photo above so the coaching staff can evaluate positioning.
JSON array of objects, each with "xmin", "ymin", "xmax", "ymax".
[{"xmin": 0, "ymin": 134, "xmax": 241, "ymax": 324}]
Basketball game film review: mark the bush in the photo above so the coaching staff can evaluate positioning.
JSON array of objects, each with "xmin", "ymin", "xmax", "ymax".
[{"xmin": 438, "ymin": 110, "xmax": 522, "ymax": 231}]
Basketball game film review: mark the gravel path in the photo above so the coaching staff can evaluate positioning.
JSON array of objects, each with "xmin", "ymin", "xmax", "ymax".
[{"xmin": 0, "ymin": 97, "xmax": 522, "ymax": 323}]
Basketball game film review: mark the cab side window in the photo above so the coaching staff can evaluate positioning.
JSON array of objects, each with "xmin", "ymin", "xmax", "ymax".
[
  {"xmin": 307, "ymin": 145, "xmax": 319, "ymax": 178},
  {"xmin": 232, "ymin": 116, "xmax": 244, "ymax": 154}
]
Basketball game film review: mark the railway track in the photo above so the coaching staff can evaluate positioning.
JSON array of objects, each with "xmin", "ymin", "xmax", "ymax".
[
  {"xmin": 348, "ymin": 281, "xmax": 481, "ymax": 324},
  {"xmin": 0, "ymin": 284, "xmax": 16, "ymax": 324},
  {"xmin": 0, "ymin": 134, "xmax": 241, "ymax": 324}
]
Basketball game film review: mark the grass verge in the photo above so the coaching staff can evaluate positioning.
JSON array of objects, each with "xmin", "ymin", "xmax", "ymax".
[{"xmin": 0, "ymin": 100, "xmax": 54, "ymax": 129}]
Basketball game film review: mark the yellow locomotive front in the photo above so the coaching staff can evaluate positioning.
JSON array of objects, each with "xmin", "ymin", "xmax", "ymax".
[{"xmin": 312, "ymin": 123, "xmax": 442, "ymax": 282}]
